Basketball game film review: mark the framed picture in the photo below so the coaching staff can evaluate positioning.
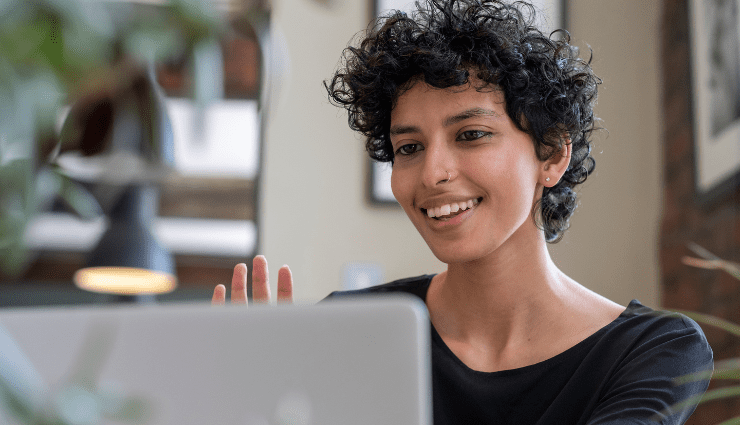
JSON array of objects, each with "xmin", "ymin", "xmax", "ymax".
[
  {"xmin": 369, "ymin": 160, "xmax": 396, "ymax": 204},
  {"xmin": 689, "ymin": 0, "xmax": 740, "ymax": 203},
  {"xmin": 368, "ymin": 0, "xmax": 567, "ymax": 205}
]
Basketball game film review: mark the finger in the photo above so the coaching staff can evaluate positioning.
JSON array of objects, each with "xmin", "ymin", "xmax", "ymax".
[
  {"xmin": 251, "ymin": 255, "xmax": 270, "ymax": 304},
  {"xmin": 231, "ymin": 263, "xmax": 248, "ymax": 305},
  {"xmin": 212, "ymin": 284, "xmax": 226, "ymax": 306},
  {"xmin": 277, "ymin": 265, "xmax": 293, "ymax": 304}
]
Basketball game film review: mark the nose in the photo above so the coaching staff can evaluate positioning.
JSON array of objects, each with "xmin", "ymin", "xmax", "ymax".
[{"xmin": 421, "ymin": 141, "xmax": 455, "ymax": 187}]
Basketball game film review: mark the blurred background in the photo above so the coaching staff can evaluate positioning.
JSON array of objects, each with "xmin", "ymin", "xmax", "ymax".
[
  {"xmin": 0, "ymin": 0, "xmax": 738, "ymax": 422},
  {"xmin": 0, "ymin": 0, "xmax": 730, "ymax": 304},
  {"xmin": 0, "ymin": 0, "xmax": 732, "ymax": 299}
]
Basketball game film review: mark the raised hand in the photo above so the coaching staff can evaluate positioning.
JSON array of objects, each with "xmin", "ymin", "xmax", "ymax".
[{"xmin": 212, "ymin": 255, "xmax": 293, "ymax": 305}]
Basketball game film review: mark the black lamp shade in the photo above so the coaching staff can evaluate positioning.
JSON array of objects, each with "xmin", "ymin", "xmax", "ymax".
[
  {"xmin": 87, "ymin": 185, "xmax": 172, "ymax": 273},
  {"xmin": 74, "ymin": 185, "xmax": 177, "ymax": 296}
]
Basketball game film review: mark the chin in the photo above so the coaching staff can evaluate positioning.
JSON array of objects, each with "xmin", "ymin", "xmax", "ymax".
[{"xmin": 427, "ymin": 243, "xmax": 494, "ymax": 265}]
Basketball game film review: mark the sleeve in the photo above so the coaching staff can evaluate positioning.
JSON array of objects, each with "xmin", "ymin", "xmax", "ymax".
[{"xmin": 586, "ymin": 316, "xmax": 713, "ymax": 425}]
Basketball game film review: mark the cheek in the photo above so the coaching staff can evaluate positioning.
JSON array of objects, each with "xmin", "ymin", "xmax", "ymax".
[
  {"xmin": 473, "ymin": 151, "xmax": 540, "ymax": 204},
  {"xmin": 391, "ymin": 168, "xmax": 417, "ymax": 214},
  {"xmin": 390, "ymin": 166, "xmax": 404, "ymax": 201}
]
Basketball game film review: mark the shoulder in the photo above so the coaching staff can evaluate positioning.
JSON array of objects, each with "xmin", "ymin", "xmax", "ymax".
[
  {"xmin": 584, "ymin": 300, "xmax": 713, "ymax": 423},
  {"xmin": 598, "ymin": 300, "xmax": 713, "ymax": 367},
  {"xmin": 323, "ymin": 274, "xmax": 435, "ymax": 302},
  {"xmin": 614, "ymin": 300, "xmax": 712, "ymax": 353}
]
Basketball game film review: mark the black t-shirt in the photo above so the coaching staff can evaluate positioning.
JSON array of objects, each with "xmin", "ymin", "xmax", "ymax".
[{"xmin": 326, "ymin": 275, "xmax": 713, "ymax": 425}]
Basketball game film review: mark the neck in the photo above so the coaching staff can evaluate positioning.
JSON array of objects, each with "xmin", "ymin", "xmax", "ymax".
[{"xmin": 428, "ymin": 225, "xmax": 573, "ymax": 352}]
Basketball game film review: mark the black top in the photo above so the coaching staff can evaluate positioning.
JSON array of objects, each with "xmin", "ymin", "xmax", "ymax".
[{"xmin": 326, "ymin": 275, "xmax": 713, "ymax": 425}]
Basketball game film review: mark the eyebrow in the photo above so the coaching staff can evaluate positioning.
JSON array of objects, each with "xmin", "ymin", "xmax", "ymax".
[
  {"xmin": 389, "ymin": 108, "xmax": 501, "ymax": 136},
  {"xmin": 444, "ymin": 108, "xmax": 501, "ymax": 126}
]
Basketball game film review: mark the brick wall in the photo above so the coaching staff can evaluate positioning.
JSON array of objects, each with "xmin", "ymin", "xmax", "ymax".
[{"xmin": 660, "ymin": 1, "xmax": 740, "ymax": 423}]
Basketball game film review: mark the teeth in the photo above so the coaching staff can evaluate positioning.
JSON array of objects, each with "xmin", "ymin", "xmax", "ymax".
[{"xmin": 424, "ymin": 198, "xmax": 480, "ymax": 218}]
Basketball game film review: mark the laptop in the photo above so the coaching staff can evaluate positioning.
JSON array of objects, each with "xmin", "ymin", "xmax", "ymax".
[{"xmin": 0, "ymin": 295, "xmax": 431, "ymax": 425}]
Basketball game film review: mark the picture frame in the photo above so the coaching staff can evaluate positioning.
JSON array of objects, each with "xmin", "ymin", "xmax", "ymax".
[
  {"xmin": 689, "ymin": 0, "xmax": 740, "ymax": 204},
  {"xmin": 367, "ymin": 0, "xmax": 568, "ymax": 205}
]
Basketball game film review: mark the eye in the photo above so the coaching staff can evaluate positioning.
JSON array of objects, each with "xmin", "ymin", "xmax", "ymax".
[
  {"xmin": 458, "ymin": 130, "xmax": 491, "ymax": 141},
  {"xmin": 395, "ymin": 143, "xmax": 423, "ymax": 156}
]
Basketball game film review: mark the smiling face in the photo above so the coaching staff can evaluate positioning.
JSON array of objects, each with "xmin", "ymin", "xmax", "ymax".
[{"xmin": 390, "ymin": 80, "xmax": 549, "ymax": 264}]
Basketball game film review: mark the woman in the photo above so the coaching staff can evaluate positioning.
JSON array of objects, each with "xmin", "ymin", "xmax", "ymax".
[{"xmin": 213, "ymin": 1, "xmax": 713, "ymax": 423}]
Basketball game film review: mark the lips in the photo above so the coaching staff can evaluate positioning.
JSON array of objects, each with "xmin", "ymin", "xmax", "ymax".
[{"xmin": 421, "ymin": 197, "xmax": 481, "ymax": 220}]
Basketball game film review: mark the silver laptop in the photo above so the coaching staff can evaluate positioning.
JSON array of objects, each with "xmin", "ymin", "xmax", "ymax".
[{"xmin": 0, "ymin": 295, "xmax": 431, "ymax": 425}]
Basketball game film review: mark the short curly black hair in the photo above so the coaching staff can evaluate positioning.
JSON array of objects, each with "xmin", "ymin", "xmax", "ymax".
[{"xmin": 325, "ymin": 0, "xmax": 600, "ymax": 243}]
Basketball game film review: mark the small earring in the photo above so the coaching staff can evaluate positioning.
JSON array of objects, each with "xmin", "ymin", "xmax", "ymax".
[{"xmin": 545, "ymin": 177, "xmax": 551, "ymax": 182}]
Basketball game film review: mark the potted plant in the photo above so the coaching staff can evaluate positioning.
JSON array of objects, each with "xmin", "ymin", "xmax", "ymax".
[{"xmin": 0, "ymin": 0, "xmax": 268, "ymax": 277}]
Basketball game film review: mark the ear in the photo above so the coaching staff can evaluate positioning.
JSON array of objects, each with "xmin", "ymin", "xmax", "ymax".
[{"xmin": 541, "ymin": 140, "xmax": 571, "ymax": 187}]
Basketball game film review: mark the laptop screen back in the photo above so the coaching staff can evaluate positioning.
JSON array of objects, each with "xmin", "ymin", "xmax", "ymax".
[{"xmin": 0, "ymin": 296, "xmax": 431, "ymax": 425}]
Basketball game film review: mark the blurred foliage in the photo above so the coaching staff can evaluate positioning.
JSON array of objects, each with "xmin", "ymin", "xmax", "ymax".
[
  {"xmin": 662, "ymin": 244, "xmax": 740, "ymax": 424},
  {"xmin": 0, "ymin": 0, "xmax": 238, "ymax": 277},
  {"xmin": 0, "ymin": 321, "xmax": 152, "ymax": 425}
]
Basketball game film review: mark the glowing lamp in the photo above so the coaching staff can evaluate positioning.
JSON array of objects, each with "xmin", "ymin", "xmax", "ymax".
[
  {"xmin": 59, "ymin": 71, "xmax": 178, "ymax": 301},
  {"xmin": 74, "ymin": 267, "xmax": 176, "ymax": 295}
]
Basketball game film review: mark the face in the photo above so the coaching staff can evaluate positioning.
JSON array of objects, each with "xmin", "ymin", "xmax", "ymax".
[{"xmin": 389, "ymin": 80, "xmax": 547, "ymax": 264}]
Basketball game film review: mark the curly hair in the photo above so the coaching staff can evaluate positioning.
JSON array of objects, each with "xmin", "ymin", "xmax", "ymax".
[{"xmin": 325, "ymin": 0, "xmax": 600, "ymax": 243}]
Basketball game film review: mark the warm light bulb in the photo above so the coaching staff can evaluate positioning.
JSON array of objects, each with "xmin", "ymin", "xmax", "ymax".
[{"xmin": 74, "ymin": 267, "xmax": 177, "ymax": 295}]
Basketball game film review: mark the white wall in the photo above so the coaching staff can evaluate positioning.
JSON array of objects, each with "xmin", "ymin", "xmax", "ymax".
[
  {"xmin": 548, "ymin": 0, "xmax": 662, "ymax": 308},
  {"xmin": 261, "ymin": 0, "xmax": 444, "ymax": 303},
  {"xmin": 261, "ymin": 0, "xmax": 663, "ymax": 307}
]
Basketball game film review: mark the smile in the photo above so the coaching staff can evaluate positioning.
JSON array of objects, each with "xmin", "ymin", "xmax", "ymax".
[{"xmin": 422, "ymin": 198, "xmax": 481, "ymax": 220}]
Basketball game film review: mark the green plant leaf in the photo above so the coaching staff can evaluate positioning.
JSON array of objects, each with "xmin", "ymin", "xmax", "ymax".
[
  {"xmin": 0, "ymin": 157, "xmax": 33, "ymax": 276},
  {"xmin": 685, "ymin": 243, "xmax": 740, "ymax": 281},
  {"xmin": 674, "ymin": 358, "xmax": 740, "ymax": 384},
  {"xmin": 66, "ymin": 323, "xmax": 118, "ymax": 391},
  {"xmin": 678, "ymin": 385, "xmax": 740, "ymax": 410},
  {"xmin": 671, "ymin": 310, "xmax": 740, "ymax": 337},
  {"xmin": 0, "ymin": 0, "xmax": 230, "ymax": 279},
  {"xmin": 655, "ymin": 386, "xmax": 740, "ymax": 421},
  {"xmin": 0, "ymin": 17, "xmax": 47, "ymax": 67},
  {"xmin": 0, "ymin": 244, "xmax": 28, "ymax": 277},
  {"xmin": 124, "ymin": 27, "xmax": 181, "ymax": 66},
  {"xmin": 102, "ymin": 396, "xmax": 152, "ymax": 423},
  {"xmin": 53, "ymin": 168, "xmax": 103, "ymax": 220},
  {"xmin": 33, "ymin": 166, "xmax": 62, "ymax": 211},
  {"xmin": 54, "ymin": 385, "xmax": 103, "ymax": 425},
  {"xmin": 0, "ymin": 325, "xmax": 47, "ymax": 424},
  {"xmin": 711, "ymin": 369, "xmax": 740, "ymax": 381},
  {"xmin": 673, "ymin": 369, "xmax": 714, "ymax": 384},
  {"xmin": 716, "ymin": 416, "xmax": 740, "ymax": 425}
]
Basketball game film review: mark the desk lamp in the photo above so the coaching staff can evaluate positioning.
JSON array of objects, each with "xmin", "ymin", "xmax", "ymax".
[{"xmin": 57, "ymin": 70, "xmax": 177, "ymax": 302}]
